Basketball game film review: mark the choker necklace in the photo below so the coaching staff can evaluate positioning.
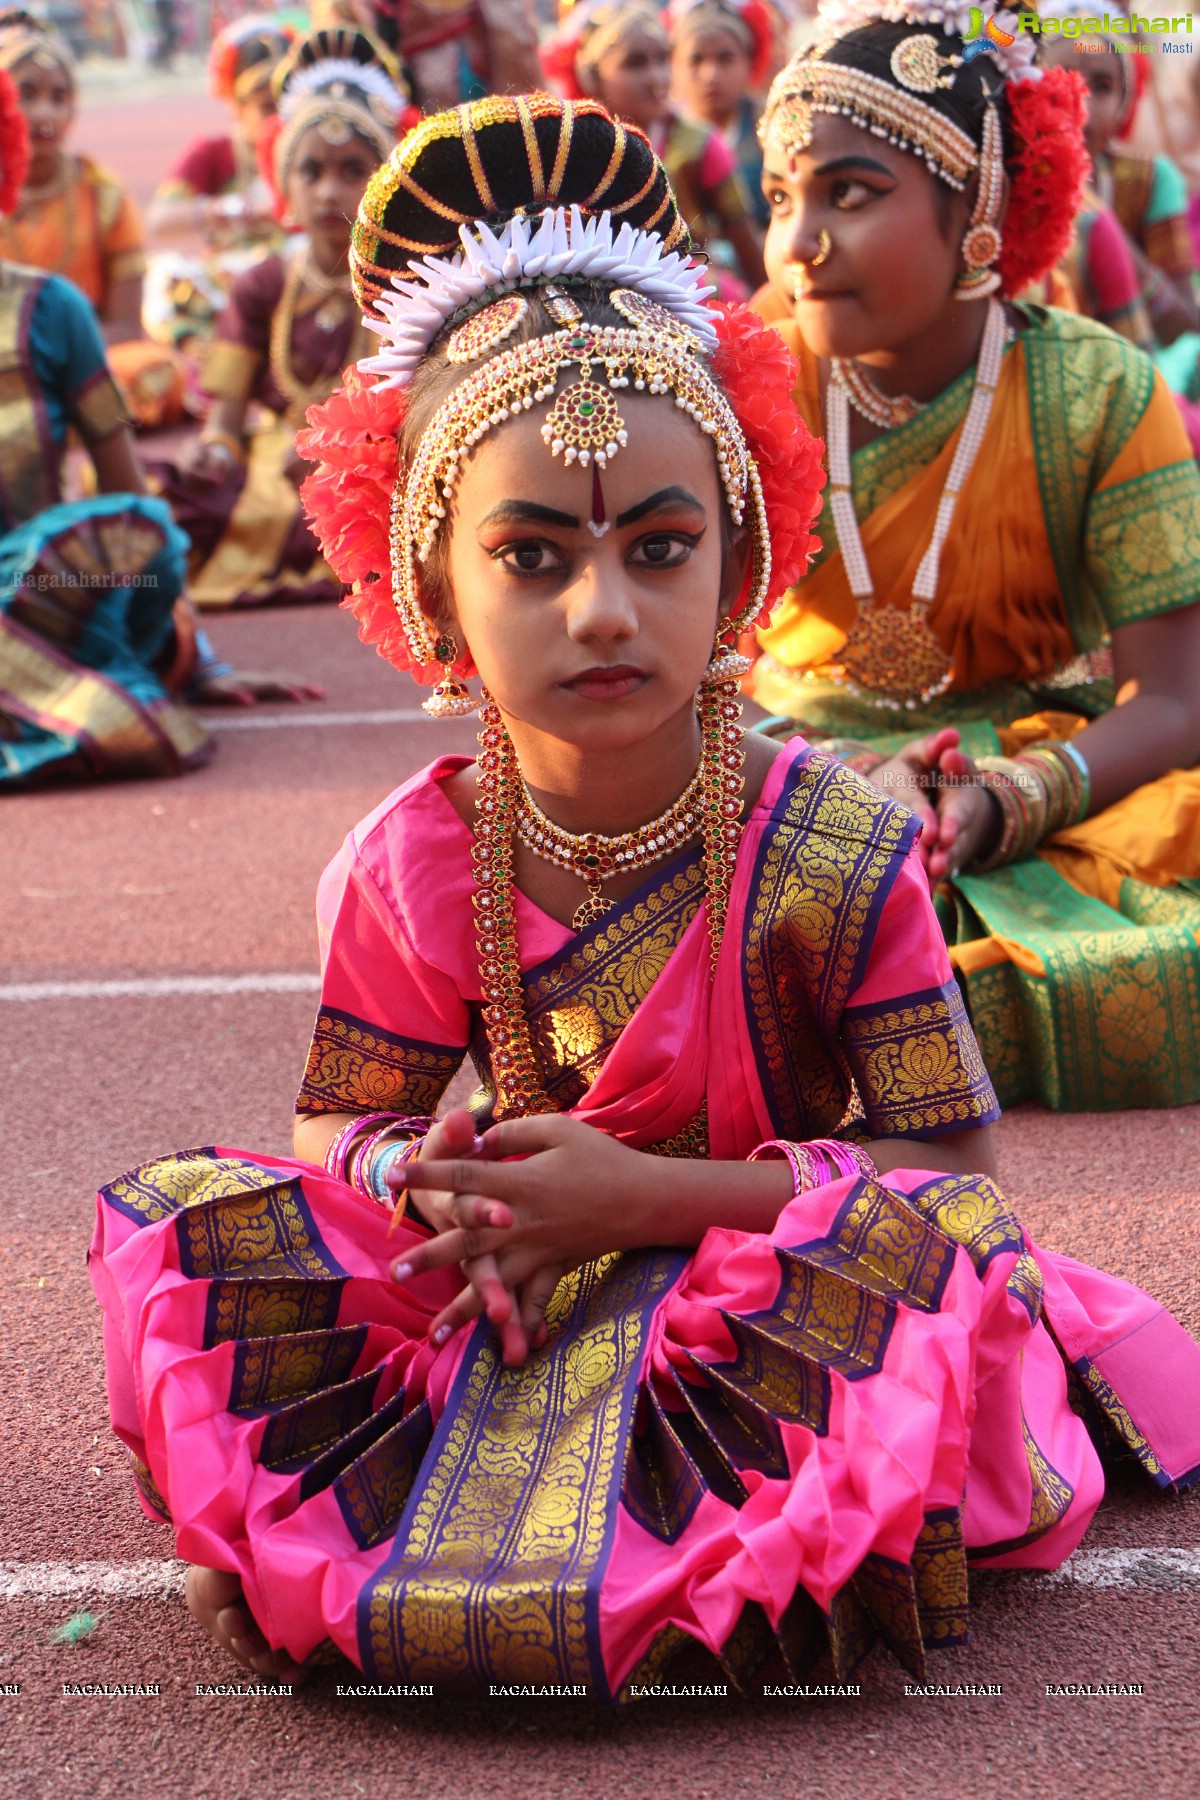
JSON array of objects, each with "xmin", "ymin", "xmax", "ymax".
[
  {"xmin": 517, "ymin": 763, "xmax": 704, "ymax": 930},
  {"xmin": 830, "ymin": 356, "xmax": 925, "ymax": 431},
  {"xmin": 471, "ymin": 684, "xmax": 744, "ymax": 1119},
  {"xmin": 826, "ymin": 297, "xmax": 1005, "ymax": 711},
  {"xmin": 20, "ymin": 154, "xmax": 69, "ymax": 207},
  {"xmin": 300, "ymin": 246, "xmax": 353, "ymax": 295},
  {"xmin": 299, "ymin": 247, "xmax": 354, "ymax": 332}
]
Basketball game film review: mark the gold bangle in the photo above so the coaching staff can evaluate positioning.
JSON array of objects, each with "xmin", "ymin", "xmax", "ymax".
[
  {"xmin": 970, "ymin": 756, "xmax": 1047, "ymax": 872},
  {"xmin": 199, "ymin": 428, "xmax": 246, "ymax": 467}
]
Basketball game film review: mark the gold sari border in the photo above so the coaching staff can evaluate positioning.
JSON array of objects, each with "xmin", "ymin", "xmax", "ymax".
[{"xmin": 360, "ymin": 1249, "xmax": 685, "ymax": 1697}]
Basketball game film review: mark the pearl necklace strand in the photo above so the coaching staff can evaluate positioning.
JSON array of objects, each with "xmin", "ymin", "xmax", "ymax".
[{"xmin": 827, "ymin": 297, "xmax": 1006, "ymax": 604}]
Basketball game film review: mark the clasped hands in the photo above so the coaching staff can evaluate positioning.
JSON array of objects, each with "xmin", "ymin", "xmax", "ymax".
[
  {"xmin": 387, "ymin": 1108, "xmax": 650, "ymax": 1367},
  {"xmin": 867, "ymin": 726, "xmax": 1002, "ymax": 881}
]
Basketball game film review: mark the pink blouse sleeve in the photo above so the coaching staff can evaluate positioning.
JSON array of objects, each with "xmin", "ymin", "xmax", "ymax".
[
  {"xmin": 295, "ymin": 835, "xmax": 471, "ymax": 1117},
  {"xmin": 839, "ymin": 846, "xmax": 1000, "ymax": 1138}
]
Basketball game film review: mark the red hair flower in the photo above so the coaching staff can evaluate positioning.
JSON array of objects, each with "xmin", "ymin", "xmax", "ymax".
[
  {"xmin": 999, "ymin": 65, "xmax": 1090, "ymax": 298},
  {"xmin": 711, "ymin": 302, "xmax": 825, "ymax": 628},
  {"xmin": 0, "ymin": 66, "xmax": 30, "ymax": 218},
  {"xmin": 298, "ymin": 367, "xmax": 439, "ymax": 679}
]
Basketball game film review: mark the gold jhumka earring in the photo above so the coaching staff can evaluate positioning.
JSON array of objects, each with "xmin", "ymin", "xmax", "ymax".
[{"xmin": 422, "ymin": 632, "xmax": 480, "ymax": 717}]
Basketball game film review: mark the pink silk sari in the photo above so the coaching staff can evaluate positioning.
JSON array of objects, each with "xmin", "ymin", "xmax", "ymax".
[{"xmin": 90, "ymin": 742, "xmax": 1200, "ymax": 1698}]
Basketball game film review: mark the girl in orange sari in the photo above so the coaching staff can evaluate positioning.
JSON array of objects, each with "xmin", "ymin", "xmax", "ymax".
[
  {"xmin": 748, "ymin": 5, "xmax": 1200, "ymax": 1112},
  {"xmin": 0, "ymin": 9, "xmax": 184, "ymax": 429}
]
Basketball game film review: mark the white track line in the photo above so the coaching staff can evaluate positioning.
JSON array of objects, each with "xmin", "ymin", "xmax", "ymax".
[
  {"xmin": 1039, "ymin": 1547, "xmax": 1200, "ymax": 1588},
  {"xmin": 0, "ymin": 974, "xmax": 320, "ymax": 1003},
  {"xmin": 199, "ymin": 708, "xmax": 427, "ymax": 730},
  {"xmin": 2, "ymin": 1549, "xmax": 1198, "ymax": 1605},
  {"xmin": 0, "ymin": 1560, "xmax": 186, "ymax": 1600}
]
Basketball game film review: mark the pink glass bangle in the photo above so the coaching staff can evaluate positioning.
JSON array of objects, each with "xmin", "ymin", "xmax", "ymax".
[
  {"xmin": 323, "ymin": 1111, "xmax": 434, "ymax": 1184},
  {"xmin": 749, "ymin": 1136, "xmax": 878, "ymax": 1200},
  {"xmin": 807, "ymin": 1138, "xmax": 878, "ymax": 1182}
]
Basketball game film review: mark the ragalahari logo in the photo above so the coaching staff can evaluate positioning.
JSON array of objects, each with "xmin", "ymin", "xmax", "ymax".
[{"xmin": 962, "ymin": 8, "xmax": 1018, "ymax": 56}]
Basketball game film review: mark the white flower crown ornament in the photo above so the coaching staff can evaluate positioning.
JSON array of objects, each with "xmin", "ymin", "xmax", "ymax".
[
  {"xmin": 279, "ymin": 56, "xmax": 407, "ymax": 119},
  {"xmin": 359, "ymin": 205, "xmax": 719, "ymax": 390}
]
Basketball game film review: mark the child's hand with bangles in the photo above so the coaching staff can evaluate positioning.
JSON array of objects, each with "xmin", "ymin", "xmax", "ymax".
[{"xmin": 385, "ymin": 1108, "xmax": 531, "ymax": 1362}]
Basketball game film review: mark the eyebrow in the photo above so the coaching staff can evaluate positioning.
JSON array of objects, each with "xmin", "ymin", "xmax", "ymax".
[
  {"xmin": 615, "ymin": 486, "xmax": 705, "ymax": 529},
  {"xmin": 813, "ymin": 154, "xmax": 896, "ymax": 179},
  {"xmin": 477, "ymin": 488, "xmax": 706, "ymax": 533},
  {"xmin": 478, "ymin": 501, "xmax": 580, "ymax": 529},
  {"xmin": 763, "ymin": 154, "xmax": 896, "ymax": 182}
]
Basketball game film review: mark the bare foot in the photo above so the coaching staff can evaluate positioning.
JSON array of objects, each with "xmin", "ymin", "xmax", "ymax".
[
  {"xmin": 184, "ymin": 1565, "xmax": 305, "ymax": 1684},
  {"xmin": 191, "ymin": 669, "xmax": 326, "ymax": 707}
]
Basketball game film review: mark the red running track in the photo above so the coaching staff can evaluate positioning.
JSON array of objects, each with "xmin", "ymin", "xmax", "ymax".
[{"xmin": 3, "ymin": 606, "xmax": 1199, "ymax": 1800}]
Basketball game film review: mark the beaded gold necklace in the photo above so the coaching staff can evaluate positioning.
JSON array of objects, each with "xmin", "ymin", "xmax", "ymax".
[
  {"xmin": 267, "ymin": 251, "xmax": 365, "ymax": 424},
  {"xmin": 830, "ymin": 356, "xmax": 925, "ymax": 431},
  {"xmin": 472, "ymin": 682, "xmax": 744, "ymax": 1119},
  {"xmin": 516, "ymin": 762, "xmax": 704, "ymax": 930}
]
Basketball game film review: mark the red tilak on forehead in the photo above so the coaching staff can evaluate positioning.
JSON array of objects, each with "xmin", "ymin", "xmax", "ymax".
[{"xmin": 588, "ymin": 462, "xmax": 610, "ymax": 538}]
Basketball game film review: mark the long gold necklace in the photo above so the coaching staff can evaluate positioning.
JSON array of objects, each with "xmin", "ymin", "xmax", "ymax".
[
  {"xmin": 267, "ymin": 251, "xmax": 364, "ymax": 422},
  {"xmin": 517, "ymin": 763, "xmax": 703, "ymax": 930},
  {"xmin": 826, "ymin": 297, "xmax": 1006, "ymax": 711},
  {"xmin": 472, "ymin": 682, "xmax": 744, "ymax": 1120}
]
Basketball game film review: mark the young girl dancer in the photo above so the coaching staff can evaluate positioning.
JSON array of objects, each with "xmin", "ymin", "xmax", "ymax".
[
  {"xmin": 92, "ymin": 95, "xmax": 1200, "ymax": 1697},
  {"xmin": 151, "ymin": 27, "xmax": 407, "ymax": 609}
]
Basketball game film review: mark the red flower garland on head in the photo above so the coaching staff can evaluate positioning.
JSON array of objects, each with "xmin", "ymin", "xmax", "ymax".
[
  {"xmin": 0, "ymin": 66, "xmax": 30, "ymax": 217},
  {"xmin": 299, "ymin": 303, "xmax": 825, "ymax": 679},
  {"xmin": 1115, "ymin": 45, "xmax": 1148, "ymax": 141},
  {"xmin": 297, "ymin": 367, "xmax": 429, "ymax": 677},
  {"xmin": 710, "ymin": 302, "xmax": 825, "ymax": 627},
  {"xmin": 999, "ymin": 65, "xmax": 1090, "ymax": 298},
  {"xmin": 540, "ymin": 33, "xmax": 589, "ymax": 101}
]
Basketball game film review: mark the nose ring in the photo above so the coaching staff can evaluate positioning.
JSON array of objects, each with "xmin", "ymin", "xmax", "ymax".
[{"xmin": 811, "ymin": 229, "xmax": 832, "ymax": 267}]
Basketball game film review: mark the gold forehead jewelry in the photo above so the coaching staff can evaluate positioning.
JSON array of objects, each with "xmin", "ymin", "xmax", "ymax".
[
  {"xmin": 608, "ymin": 287, "xmax": 700, "ymax": 348},
  {"xmin": 317, "ymin": 113, "xmax": 354, "ymax": 146},
  {"xmin": 542, "ymin": 283, "xmax": 583, "ymax": 327},
  {"xmin": 391, "ymin": 314, "xmax": 769, "ymax": 668},
  {"xmin": 446, "ymin": 294, "xmax": 529, "ymax": 363},
  {"xmin": 761, "ymin": 58, "xmax": 978, "ymax": 190},
  {"xmin": 890, "ymin": 34, "xmax": 962, "ymax": 94},
  {"xmin": 277, "ymin": 92, "xmax": 394, "ymax": 185}
]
